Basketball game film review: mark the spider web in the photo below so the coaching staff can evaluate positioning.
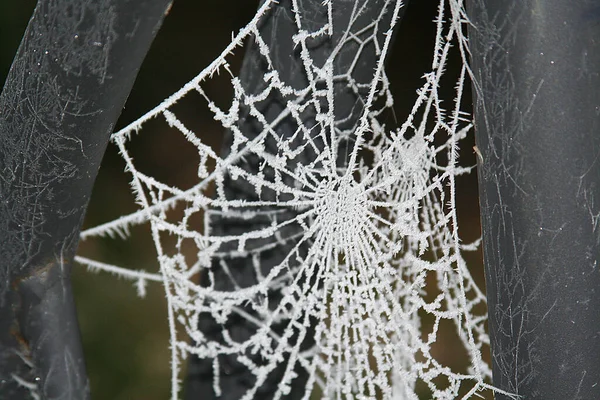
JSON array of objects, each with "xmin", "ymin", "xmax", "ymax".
[{"xmin": 77, "ymin": 0, "xmax": 510, "ymax": 398}]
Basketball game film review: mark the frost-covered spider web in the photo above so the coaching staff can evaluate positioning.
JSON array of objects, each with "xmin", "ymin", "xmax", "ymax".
[{"xmin": 77, "ymin": 0, "xmax": 508, "ymax": 398}]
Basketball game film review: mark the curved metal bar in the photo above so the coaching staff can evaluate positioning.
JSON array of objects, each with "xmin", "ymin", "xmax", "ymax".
[{"xmin": 0, "ymin": 0, "xmax": 172, "ymax": 398}]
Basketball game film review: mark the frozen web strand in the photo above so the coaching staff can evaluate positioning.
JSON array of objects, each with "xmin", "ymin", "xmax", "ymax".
[{"xmin": 78, "ymin": 0, "xmax": 516, "ymax": 399}]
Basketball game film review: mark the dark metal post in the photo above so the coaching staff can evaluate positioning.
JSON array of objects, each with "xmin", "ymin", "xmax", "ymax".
[
  {"xmin": 0, "ymin": 0, "xmax": 171, "ymax": 398},
  {"xmin": 468, "ymin": 1, "xmax": 600, "ymax": 398}
]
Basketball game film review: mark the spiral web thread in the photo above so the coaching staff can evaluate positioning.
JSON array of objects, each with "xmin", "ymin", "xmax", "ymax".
[{"xmin": 76, "ymin": 0, "xmax": 513, "ymax": 398}]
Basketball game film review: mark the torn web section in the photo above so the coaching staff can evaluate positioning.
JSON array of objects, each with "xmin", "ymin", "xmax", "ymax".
[{"xmin": 184, "ymin": 1, "xmax": 407, "ymax": 399}]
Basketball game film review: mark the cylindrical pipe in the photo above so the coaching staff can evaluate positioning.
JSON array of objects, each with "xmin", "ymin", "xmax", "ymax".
[
  {"xmin": 468, "ymin": 1, "xmax": 600, "ymax": 398},
  {"xmin": 0, "ymin": 1, "xmax": 172, "ymax": 398}
]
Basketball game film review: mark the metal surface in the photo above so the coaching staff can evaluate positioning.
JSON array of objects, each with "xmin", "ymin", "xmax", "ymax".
[
  {"xmin": 468, "ymin": 1, "xmax": 600, "ymax": 398},
  {"xmin": 0, "ymin": 0, "xmax": 172, "ymax": 398}
]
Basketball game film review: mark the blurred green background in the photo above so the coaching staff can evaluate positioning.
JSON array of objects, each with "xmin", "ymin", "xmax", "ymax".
[{"xmin": 0, "ymin": 1, "xmax": 487, "ymax": 399}]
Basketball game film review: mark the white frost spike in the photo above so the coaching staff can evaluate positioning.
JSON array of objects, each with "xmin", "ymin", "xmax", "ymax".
[{"xmin": 136, "ymin": 278, "xmax": 147, "ymax": 298}]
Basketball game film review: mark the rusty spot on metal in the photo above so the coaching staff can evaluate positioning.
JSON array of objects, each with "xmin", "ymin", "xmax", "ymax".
[
  {"xmin": 12, "ymin": 261, "xmax": 56, "ymax": 290},
  {"xmin": 10, "ymin": 326, "xmax": 31, "ymax": 356}
]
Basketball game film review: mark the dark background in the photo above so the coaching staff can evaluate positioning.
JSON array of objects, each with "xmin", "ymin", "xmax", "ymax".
[{"xmin": 0, "ymin": 1, "xmax": 484, "ymax": 399}]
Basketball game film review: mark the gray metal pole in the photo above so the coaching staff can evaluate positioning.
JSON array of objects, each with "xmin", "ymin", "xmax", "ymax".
[
  {"xmin": 468, "ymin": 1, "xmax": 600, "ymax": 398},
  {"xmin": 0, "ymin": 1, "xmax": 171, "ymax": 398}
]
